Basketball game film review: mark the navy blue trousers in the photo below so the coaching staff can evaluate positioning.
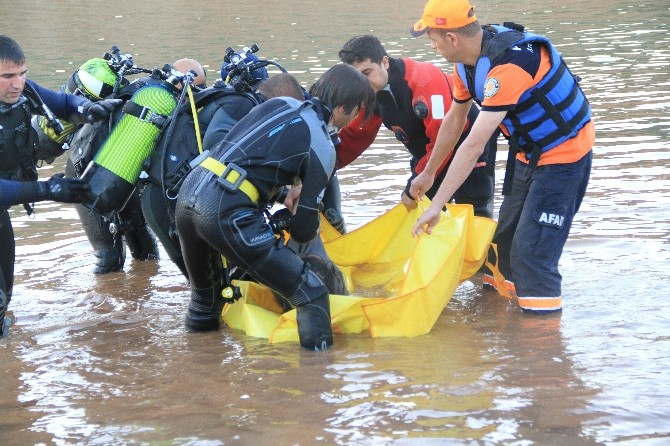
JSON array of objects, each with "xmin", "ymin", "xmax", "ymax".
[{"xmin": 491, "ymin": 151, "xmax": 592, "ymax": 298}]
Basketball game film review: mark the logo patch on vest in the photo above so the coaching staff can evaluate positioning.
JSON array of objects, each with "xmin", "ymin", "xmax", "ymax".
[
  {"xmin": 484, "ymin": 77, "xmax": 499, "ymax": 98},
  {"xmin": 249, "ymin": 232, "xmax": 274, "ymax": 244},
  {"xmin": 535, "ymin": 211, "xmax": 565, "ymax": 228}
]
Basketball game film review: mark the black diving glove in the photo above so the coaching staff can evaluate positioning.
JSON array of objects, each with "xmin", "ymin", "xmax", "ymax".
[
  {"xmin": 78, "ymin": 98, "xmax": 123, "ymax": 124},
  {"xmin": 270, "ymin": 207, "xmax": 293, "ymax": 234},
  {"xmin": 38, "ymin": 173, "xmax": 90, "ymax": 203}
]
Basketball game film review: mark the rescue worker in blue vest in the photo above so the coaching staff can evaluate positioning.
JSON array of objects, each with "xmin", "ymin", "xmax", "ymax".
[
  {"xmin": 0, "ymin": 35, "xmax": 119, "ymax": 336},
  {"xmin": 409, "ymin": 0, "xmax": 595, "ymax": 314},
  {"xmin": 174, "ymin": 65, "xmax": 375, "ymax": 350}
]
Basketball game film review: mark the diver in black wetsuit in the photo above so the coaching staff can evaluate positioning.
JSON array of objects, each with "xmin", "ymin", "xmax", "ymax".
[
  {"xmin": 174, "ymin": 65, "xmax": 375, "ymax": 350},
  {"xmin": 0, "ymin": 34, "xmax": 118, "ymax": 336},
  {"xmin": 61, "ymin": 57, "xmax": 205, "ymax": 274},
  {"xmin": 141, "ymin": 50, "xmax": 269, "ymax": 278},
  {"xmin": 33, "ymin": 54, "xmax": 165, "ymax": 275}
]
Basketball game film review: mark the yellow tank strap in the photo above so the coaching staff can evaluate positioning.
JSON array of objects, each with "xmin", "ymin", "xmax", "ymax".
[
  {"xmin": 199, "ymin": 157, "xmax": 260, "ymax": 203},
  {"xmin": 186, "ymin": 85, "xmax": 204, "ymax": 154}
]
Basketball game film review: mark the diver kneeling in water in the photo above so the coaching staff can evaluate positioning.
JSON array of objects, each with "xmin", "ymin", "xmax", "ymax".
[{"xmin": 174, "ymin": 65, "xmax": 375, "ymax": 350}]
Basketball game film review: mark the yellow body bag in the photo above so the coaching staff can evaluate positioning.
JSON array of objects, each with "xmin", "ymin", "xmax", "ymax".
[{"xmin": 222, "ymin": 201, "xmax": 496, "ymax": 343}]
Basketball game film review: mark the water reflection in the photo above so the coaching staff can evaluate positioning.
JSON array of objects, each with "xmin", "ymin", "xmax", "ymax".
[
  {"xmin": 318, "ymin": 283, "xmax": 601, "ymax": 444},
  {"xmin": 323, "ymin": 328, "xmax": 496, "ymax": 442},
  {"xmin": 1, "ymin": 0, "xmax": 670, "ymax": 444}
]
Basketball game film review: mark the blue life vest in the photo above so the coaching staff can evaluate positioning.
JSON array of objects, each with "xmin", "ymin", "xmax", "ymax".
[{"xmin": 456, "ymin": 24, "xmax": 591, "ymax": 155}]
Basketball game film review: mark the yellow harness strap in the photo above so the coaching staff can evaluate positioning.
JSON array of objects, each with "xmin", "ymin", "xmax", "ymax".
[
  {"xmin": 483, "ymin": 243, "xmax": 515, "ymax": 299},
  {"xmin": 199, "ymin": 157, "xmax": 260, "ymax": 203}
]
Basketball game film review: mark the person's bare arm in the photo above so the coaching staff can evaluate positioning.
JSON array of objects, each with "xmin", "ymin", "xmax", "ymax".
[
  {"xmin": 412, "ymin": 110, "xmax": 506, "ymax": 236},
  {"xmin": 283, "ymin": 182, "xmax": 303, "ymax": 214},
  {"xmin": 409, "ymin": 100, "xmax": 472, "ymax": 200}
]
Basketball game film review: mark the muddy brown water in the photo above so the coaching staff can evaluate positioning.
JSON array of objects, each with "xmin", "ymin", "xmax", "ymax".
[{"xmin": 1, "ymin": 0, "xmax": 669, "ymax": 444}]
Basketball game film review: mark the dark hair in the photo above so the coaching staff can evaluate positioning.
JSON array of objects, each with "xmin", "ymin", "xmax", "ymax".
[
  {"xmin": 258, "ymin": 73, "xmax": 305, "ymax": 101},
  {"xmin": 338, "ymin": 34, "xmax": 388, "ymax": 65},
  {"xmin": 308, "ymin": 64, "xmax": 375, "ymax": 121},
  {"xmin": 0, "ymin": 35, "xmax": 25, "ymax": 65}
]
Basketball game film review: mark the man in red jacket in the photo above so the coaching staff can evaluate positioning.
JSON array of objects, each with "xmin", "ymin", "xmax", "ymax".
[{"xmin": 337, "ymin": 34, "xmax": 496, "ymax": 217}]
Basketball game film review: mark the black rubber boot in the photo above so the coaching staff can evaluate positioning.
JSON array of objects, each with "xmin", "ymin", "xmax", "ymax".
[
  {"xmin": 66, "ymin": 158, "xmax": 125, "ymax": 274},
  {"xmin": 124, "ymin": 224, "xmax": 159, "ymax": 261},
  {"xmin": 303, "ymin": 254, "xmax": 348, "ymax": 296},
  {"xmin": 0, "ymin": 289, "xmax": 8, "ymax": 337},
  {"xmin": 287, "ymin": 238, "xmax": 348, "ymax": 296},
  {"xmin": 75, "ymin": 203, "xmax": 125, "ymax": 274},
  {"xmin": 296, "ymin": 292, "xmax": 333, "ymax": 351},
  {"xmin": 185, "ymin": 286, "xmax": 224, "ymax": 332},
  {"xmin": 120, "ymin": 190, "xmax": 159, "ymax": 261}
]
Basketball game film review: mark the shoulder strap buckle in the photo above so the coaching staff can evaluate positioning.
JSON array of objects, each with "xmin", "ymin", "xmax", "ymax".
[
  {"xmin": 217, "ymin": 162, "xmax": 247, "ymax": 193},
  {"xmin": 122, "ymin": 100, "xmax": 167, "ymax": 128}
]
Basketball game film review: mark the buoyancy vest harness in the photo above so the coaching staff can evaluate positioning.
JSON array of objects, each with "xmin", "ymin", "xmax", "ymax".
[
  {"xmin": 148, "ymin": 81, "xmax": 264, "ymax": 197},
  {"xmin": 0, "ymin": 97, "xmax": 41, "ymax": 215},
  {"xmin": 456, "ymin": 23, "xmax": 591, "ymax": 193}
]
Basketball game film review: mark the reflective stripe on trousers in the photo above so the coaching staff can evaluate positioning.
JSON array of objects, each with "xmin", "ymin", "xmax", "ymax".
[{"xmin": 518, "ymin": 295, "xmax": 563, "ymax": 312}]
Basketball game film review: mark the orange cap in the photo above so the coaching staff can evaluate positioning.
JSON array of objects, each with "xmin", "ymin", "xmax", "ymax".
[{"xmin": 410, "ymin": 0, "xmax": 478, "ymax": 37}]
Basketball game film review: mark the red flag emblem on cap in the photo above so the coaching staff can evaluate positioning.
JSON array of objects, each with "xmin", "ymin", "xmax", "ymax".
[{"xmin": 436, "ymin": 18, "xmax": 446, "ymax": 25}]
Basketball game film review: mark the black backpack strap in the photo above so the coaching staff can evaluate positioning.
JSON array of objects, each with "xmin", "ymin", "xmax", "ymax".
[{"xmin": 121, "ymin": 101, "xmax": 168, "ymax": 128}]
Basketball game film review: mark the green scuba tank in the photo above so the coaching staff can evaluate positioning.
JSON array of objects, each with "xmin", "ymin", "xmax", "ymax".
[{"xmin": 82, "ymin": 83, "xmax": 177, "ymax": 215}]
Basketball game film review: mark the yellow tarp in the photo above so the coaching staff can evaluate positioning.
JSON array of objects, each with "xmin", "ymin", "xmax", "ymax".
[{"xmin": 222, "ymin": 200, "xmax": 496, "ymax": 343}]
